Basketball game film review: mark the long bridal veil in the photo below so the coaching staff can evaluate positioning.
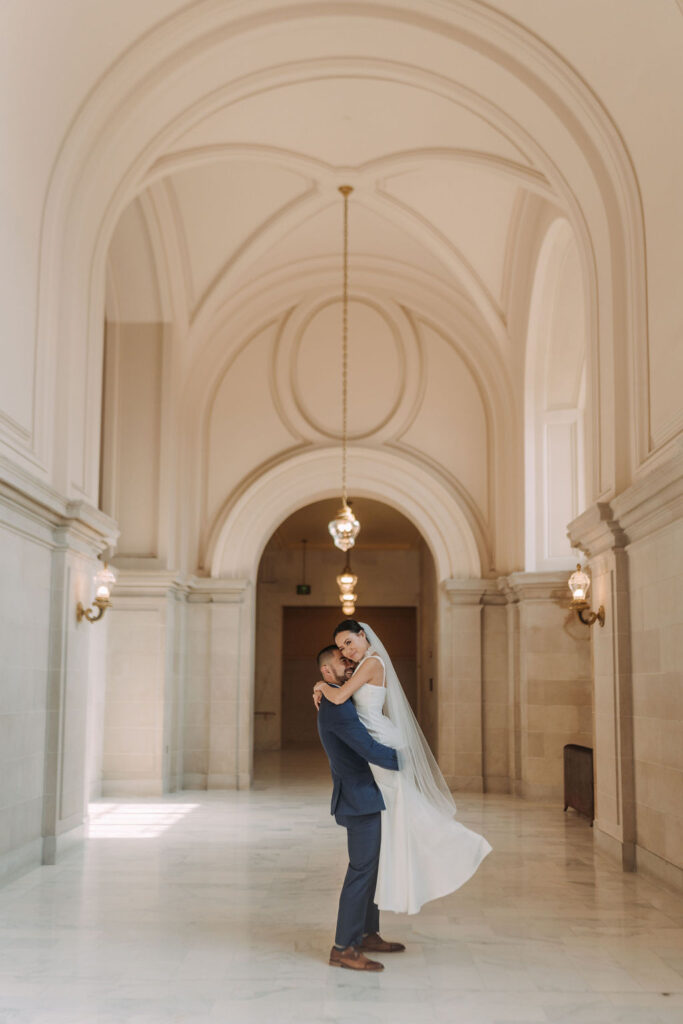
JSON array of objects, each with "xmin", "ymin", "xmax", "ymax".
[{"xmin": 359, "ymin": 622, "xmax": 457, "ymax": 819}]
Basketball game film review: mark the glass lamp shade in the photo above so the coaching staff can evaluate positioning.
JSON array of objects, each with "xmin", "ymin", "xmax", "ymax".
[
  {"xmin": 339, "ymin": 592, "xmax": 358, "ymax": 606},
  {"xmin": 336, "ymin": 569, "xmax": 358, "ymax": 591},
  {"xmin": 568, "ymin": 564, "xmax": 590, "ymax": 603},
  {"xmin": 328, "ymin": 503, "xmax": 360, "ymax": 552},
  {"xmin": 342, "ymin": 601, "xmax": 356, "ymax": 615},
  {"xmin": 94, "ymin": 563, "xmax": 116, "ymax": 601}
]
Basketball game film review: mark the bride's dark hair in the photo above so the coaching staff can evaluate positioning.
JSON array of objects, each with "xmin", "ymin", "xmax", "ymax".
[{"xmin": 333, "ymin": 618, "xmax": 365, "ymax": 639}]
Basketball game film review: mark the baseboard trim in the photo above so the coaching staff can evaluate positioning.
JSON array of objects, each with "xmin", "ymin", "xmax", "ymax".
[
  {"xmin": 0, "ymin": 837, "xmax": 42, "ymax": 886},
  {"xmin": 182, "ymin": 773, "xmax": 207, "ymax": 790},
  {"xmin": 207, "ymin": 773, "xmax": 238, "ymax": 789},
  {"xmin": 101, "ymin": 779, "xmax": 165, "ymax": 797},
  {"xmin": 484, "ymin": 776, "xmax": 511, "ymax": 794},
  {"xmin": 518, "ymin": 781, "xmax": 562, "ymax": 802},
  {"xmin": 42, "ymin": 824, "xmax": 85, "ymax": 866},
  {"xmin": 635, "ymin": 843, "xmax": 683, "ymax": 893},
  {"xmin": 445, "ymin": 775, "xmax": 484, "ymax": 793},
  {"xmin": 593, "ymin": 824, "xmax": 635, "ymax": 871}
]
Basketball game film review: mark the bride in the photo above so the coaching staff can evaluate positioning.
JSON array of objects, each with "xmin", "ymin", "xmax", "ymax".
[{"xmin": 314, "ymin": 619, "xmax": 491, "ymax": 915}]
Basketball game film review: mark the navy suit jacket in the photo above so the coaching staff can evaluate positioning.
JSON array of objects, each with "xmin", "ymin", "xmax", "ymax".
[{"xmin": 317, "ymin": 690, "xmax": 399, "ymax": 823}]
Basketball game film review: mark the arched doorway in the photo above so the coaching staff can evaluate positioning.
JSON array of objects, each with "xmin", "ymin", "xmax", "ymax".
[
  {"xmin": 253, "ymin": 498, "xmax": 437, "ymax": 764},
  {"xmin": 208, "ymin": 444, "xmax": 482, "ymax": 788}
]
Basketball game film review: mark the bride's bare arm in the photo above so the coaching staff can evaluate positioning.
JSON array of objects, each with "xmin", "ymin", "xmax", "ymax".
[{"xmin": 313, "ymin": 658, "xmax": 382, "ymax": 705}]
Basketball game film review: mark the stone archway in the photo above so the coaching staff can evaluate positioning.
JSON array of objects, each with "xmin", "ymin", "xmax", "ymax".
[{"xmin": 193, "ymin": 445, "xmax": 485, "ymax": 789}]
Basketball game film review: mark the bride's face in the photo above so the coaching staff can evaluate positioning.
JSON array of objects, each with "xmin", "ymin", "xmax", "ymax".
[{"xmin": 336, "ymin": 629, "xmax": 369, "ymax": 663}]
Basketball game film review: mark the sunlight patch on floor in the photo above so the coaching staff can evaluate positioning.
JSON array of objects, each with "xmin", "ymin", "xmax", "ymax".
[{"xmin": 87, "ymin": 802, "xmax": 200, "ymax": 838}]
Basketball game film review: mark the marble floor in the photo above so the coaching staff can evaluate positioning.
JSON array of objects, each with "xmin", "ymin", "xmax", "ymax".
[{"xmin": 1, "ymin": 750, "xmax": 682, "ymax": 1024}]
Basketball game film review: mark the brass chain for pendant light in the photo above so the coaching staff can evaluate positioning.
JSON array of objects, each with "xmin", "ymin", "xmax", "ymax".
[
  {"xmin": 327, "ymin": 185, "xmax": 361, "ymax": 553},
  {"xmin": 339, "ymin": 184, "xmax": 352, "ymax": 507}
]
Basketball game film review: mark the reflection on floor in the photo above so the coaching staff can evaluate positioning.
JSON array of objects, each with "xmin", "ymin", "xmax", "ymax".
[{"xmin": 0, "ymin": 748, "xmax": 682, "ymax": 1023}]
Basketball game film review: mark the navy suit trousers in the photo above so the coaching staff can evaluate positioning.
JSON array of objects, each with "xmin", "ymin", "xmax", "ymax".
[{"xmin": 334, "ymin": 811, "xmax": 381, "ymax": 948}]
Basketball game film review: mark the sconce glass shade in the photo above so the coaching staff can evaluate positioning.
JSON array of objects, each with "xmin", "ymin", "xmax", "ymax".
[
  {"xmin": 568, "ymin": 564, "xmax": 591, "ymax": 603},
  {"xmin": 94, "ymin": 563, "xmax": 117, "ymax": 601},
  {"xmin": 328, "ymin": 503, "xmax": 360, "ymax": 552},
  {"xmin": 77, "ymin": 562, "xmax": 116, "ymax": 624}
]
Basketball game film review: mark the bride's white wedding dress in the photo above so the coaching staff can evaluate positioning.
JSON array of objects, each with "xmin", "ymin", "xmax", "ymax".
[{"xmin": 353, "ymin": 649, "xmax": 492, "ymax": 914}]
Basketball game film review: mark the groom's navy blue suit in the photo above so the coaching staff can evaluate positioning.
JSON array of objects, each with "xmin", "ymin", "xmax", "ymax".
[{"xmin": 317, "ymin": 688, "xmax": 399, "ymax": 949}]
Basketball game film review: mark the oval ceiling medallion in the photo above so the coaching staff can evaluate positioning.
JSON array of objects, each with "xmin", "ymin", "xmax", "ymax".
[{"xmin": 292, "ymin": 297, "xmax": 403, "ymax": 439}]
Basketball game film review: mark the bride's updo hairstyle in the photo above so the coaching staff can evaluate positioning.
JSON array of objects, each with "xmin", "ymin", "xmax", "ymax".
[{"xmin": 333, "ymin": 618, "xmax": 365, "ymax": 640}]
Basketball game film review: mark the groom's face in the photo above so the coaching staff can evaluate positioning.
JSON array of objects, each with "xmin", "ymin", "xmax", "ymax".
[{"xmin": 321, "ymin": 649, "xmax": 354, "ymax": 685}]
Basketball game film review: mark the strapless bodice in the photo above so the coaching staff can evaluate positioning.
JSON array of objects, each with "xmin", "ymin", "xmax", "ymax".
[{"xmin": 352, "ymin": 654, "xmax": 401, "ymax": 747}]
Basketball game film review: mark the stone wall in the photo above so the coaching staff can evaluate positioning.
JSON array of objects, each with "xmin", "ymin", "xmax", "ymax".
[
  {"xmin": 0, "ymin": 470, "xmax": 116, "ymax": 881},
  {"xmin": 570, "ymin": 445, "xmax": 683, "ymax": 890}
]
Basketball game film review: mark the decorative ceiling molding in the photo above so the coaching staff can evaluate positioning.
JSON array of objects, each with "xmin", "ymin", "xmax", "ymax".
[
  {"xmin": 272, "ymin": 288, "xmax": 421, "ymax": 443},
  {"xmin": 207, "ymin": 443, "xmax": 485, "ymax": 581},
  {"xmin": 34, "ymin": 0, "xmax": 648, "ymax": 518}
]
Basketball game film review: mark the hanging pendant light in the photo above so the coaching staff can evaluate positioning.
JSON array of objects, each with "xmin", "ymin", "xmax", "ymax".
[
  {"xmin": 337, "ymin": 555, "xmax": 359, "ymax": 616},
  {"xmin": 328, "ymin": 185, "xmax": 361, "ymax": 553}
]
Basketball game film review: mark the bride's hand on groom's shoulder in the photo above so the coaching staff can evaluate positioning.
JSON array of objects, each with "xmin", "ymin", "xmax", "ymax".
[{"xmin": 312, "ymin": 683, "xmax": 323, "ymax": 710}]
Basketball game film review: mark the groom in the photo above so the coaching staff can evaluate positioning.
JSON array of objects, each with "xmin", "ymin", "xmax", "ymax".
[{"xmin": 316, "ymin": 644, "xmax": 406, "ymax": 971}]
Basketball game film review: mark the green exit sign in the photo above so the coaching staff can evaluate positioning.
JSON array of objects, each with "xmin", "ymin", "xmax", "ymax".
[{"xmin": 296, "ymin": 584, "xmax": 311, "ymax": 595}]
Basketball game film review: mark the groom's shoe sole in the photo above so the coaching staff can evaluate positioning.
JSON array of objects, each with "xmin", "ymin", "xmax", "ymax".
[{"xmin": 329, "ymin": 946, "xmax": 384, "ymax": 971}]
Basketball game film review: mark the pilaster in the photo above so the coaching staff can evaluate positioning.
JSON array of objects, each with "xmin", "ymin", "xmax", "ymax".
[
  {"xmin": 439, "ymin": 579, "xmax": 487, "ymax": 791},
  {"xmin": 502, "ymin": 572, "xmax": 592, "ymax": 802},
  {"xmin": 187, "ymin": 578, "xmax": 252, "ymax": 790},
  {"xmin": 102, "ymin": 570, "xmax": 187, "ymax": 797},
  {"xmin": 42, "ymin": 505, "xmax": 118, "ymax": 865},
  {"xmin": 568, "ymin": 503, "xmax": 635, "ymax": 870}
]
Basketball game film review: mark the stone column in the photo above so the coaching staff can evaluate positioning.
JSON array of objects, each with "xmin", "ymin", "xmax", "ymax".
[
  {"xmin": 102, "ymin": 570, "xmax": 186, "ymax": 797},
  {"xmin": 42, "ymin": 502, "xmax": 118, "ymax": 864},
  {"xmin": 569, "ymin": 503, "xmax": 636, "ymax": 870},
  {"xmin": 498, "ymin": 579, "xmax": 522, "ymax": 795},
  {"xmin": 189, "ymin": 578, "xmax": 252, "ymax": 790},
  {"xmin": 503, "ymin": 572, "xmax": 592, "ymax": 802},
  {"xmin": 481, "ymin": 586, "xmax": 510, "ymax": 793},
  {"xmin": 438, "ymin": 579, "xmax": 487, "ymax": 792}
]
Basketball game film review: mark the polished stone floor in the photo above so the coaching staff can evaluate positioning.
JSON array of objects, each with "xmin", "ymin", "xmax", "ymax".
[{"xmin": 0, "ymin": 749, "xmax": 682, "ymax": 1024}]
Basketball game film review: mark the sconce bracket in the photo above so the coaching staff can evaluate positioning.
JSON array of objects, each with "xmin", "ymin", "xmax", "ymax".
[
  {"xmin": 77, "ymin": 598, "xmax": 110, "ymax": 624},
  {"xmin": 575, "ymin": 603, "xmax": 605, "ymax": 628}
]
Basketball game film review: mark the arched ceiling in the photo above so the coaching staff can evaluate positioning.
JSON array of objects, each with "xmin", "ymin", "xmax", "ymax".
[{"xmin": 107, "ymin": 58, "xmax": 553, "ymax": 349}]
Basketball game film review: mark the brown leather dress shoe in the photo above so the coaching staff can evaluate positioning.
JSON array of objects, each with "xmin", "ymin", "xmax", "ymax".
[
  {"xmin": 329, "ymin": 945, "xmax": 384, "ymax": 971},
  {"xmin": 360, "ymin": 932, "xmax": 406, "ymax": 953}
]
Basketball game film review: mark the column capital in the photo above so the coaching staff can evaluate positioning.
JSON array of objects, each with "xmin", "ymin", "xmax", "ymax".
[
  {"xmin": 188, "ymin": 576, "xmax": 251, "ymax": 604},
  {"xmin": 110, "ymin": 568, "xmax": 187, "ymax": 599},
  {"xmin": 443, "ymin": 578, "xmax": 489, "ymax": 605},
  {"xmin": 502, "ymin": 571, "xmax": 569, "ymax": 603}
]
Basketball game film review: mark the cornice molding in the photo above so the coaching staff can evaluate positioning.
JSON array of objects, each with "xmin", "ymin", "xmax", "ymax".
[
  {"xmin": 567, "ymin": 502, "xmax": 625, "ymax": 558},
  {"xmin": 569, "ymin": 445, "xmax": 683, "ymax": 555},
  {"xmin": 611, "ymin": 442, "xmax": 683, "ymax": 544},
  {"xmin": 0, "ymin": 458, "xmax": 119, "ymax": 555}
]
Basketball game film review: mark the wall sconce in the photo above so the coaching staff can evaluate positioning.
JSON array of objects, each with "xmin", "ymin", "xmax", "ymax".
[
  {"xmin": 568, "ymin": 564, "xmax": 605, "ymax": 627},
  {"xmin": 77, "ymin": 563, "xmax": 116, "ymax": 623}
]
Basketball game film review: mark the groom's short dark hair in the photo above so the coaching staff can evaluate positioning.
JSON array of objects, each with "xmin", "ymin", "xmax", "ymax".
[{"xmin": 317, "ymin": 644, "xmax": 338, "ymax": 670}]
